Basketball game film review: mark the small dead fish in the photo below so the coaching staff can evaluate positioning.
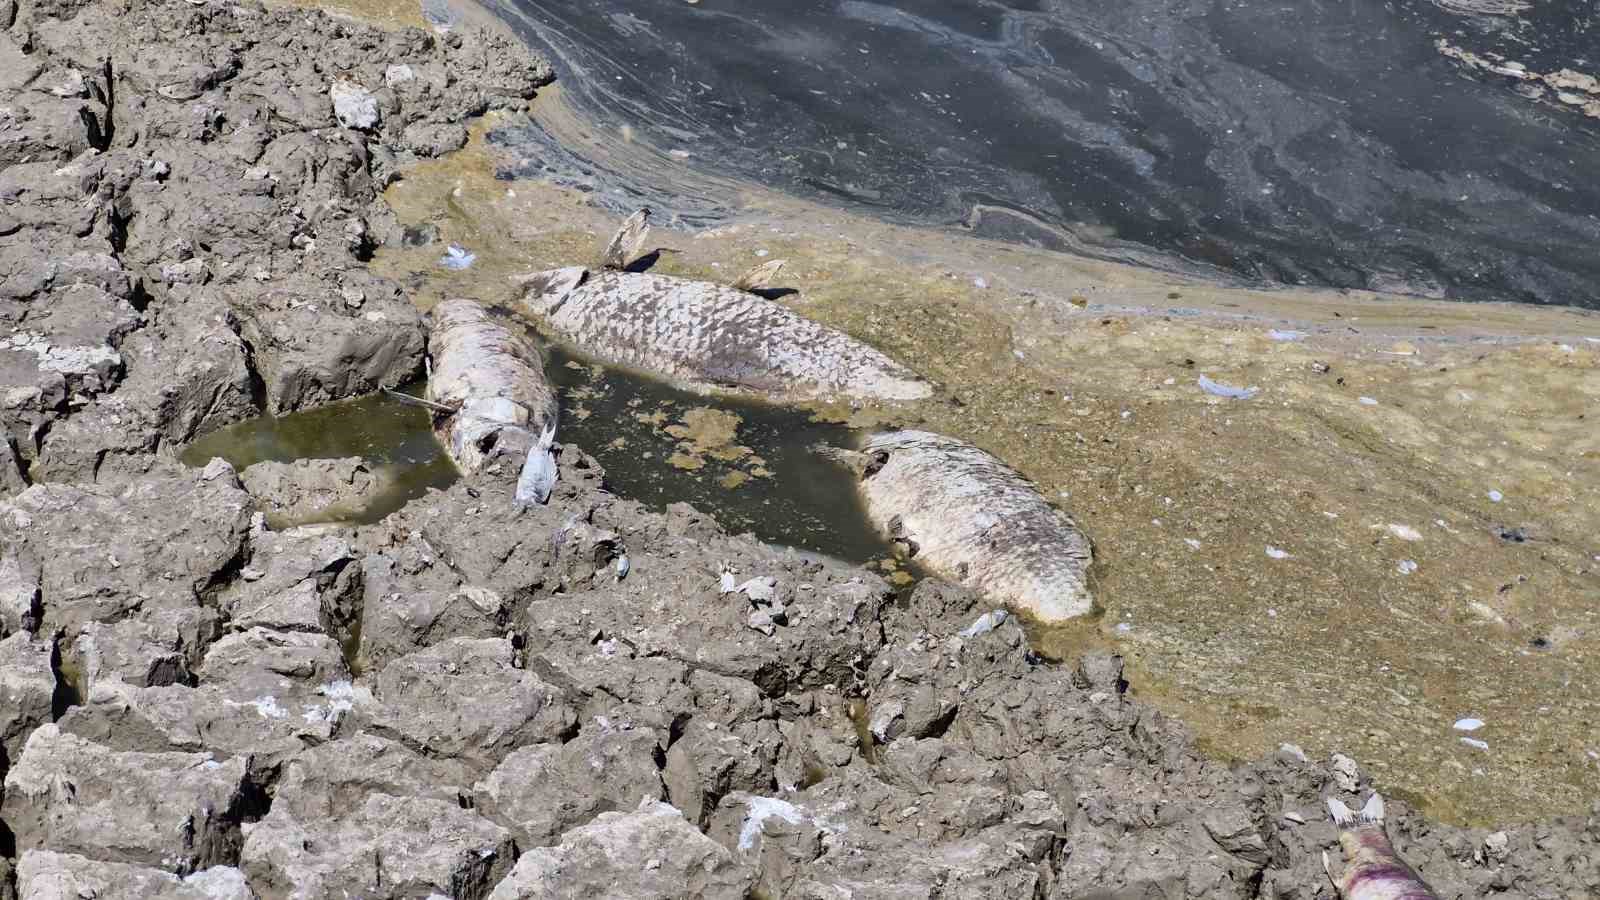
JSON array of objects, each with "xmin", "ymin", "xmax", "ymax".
[
  {"xmin": 840, "ymin": 430, "xmax": 1093, "ymax": 622},
  {"xmin": 519, "ymin": 267, "xmax": 931, "ymax": 402},
  {"xmin": 428, "ymin": 299, "xmax": 559, "ymax": 503},
  {"xmin": 1323, "ymin": 794, "xmax": 1440, "ymax": 900}
]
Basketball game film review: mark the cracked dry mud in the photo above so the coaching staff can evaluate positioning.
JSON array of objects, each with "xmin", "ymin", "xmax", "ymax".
[{"xmin": 0, "ymin": 0, "xmax": 1598, "ymax": 898}]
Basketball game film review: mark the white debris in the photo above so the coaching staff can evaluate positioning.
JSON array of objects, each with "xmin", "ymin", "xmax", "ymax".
[
  {"xmin": 1184, "ymin": 538, "xmax": 1202, "ymax": 550},
  {"xmin": 958, "ymin": 610, "xmax": 1009, "ymax": 639},
  {"xmin": 1397, "ymin": 560, "xmax": 1418, "ymax": 575},
  {"xmin": 329, "ymin": 80, "xmax": 379, "ymax": 130},
  {"xmin": 719, "ymin": 570, "xmax": 737, "ymax": 594},
  {"xmin": 615, "ymin": 554, "xmax": 631, "ymax": 580},
  {"xmin": 1265, "ymin": 546, "xmax": 1291, "ymax": 560},
  {"xmin": 440, "ymin": 244, "xmax": 477, "ymax": 270},
  {"xmin": 1198, "ymin": 375, "xmax": 1258, "ymax": 399},
  {"xmin": 1385, "ymin": 523, "xmax": 1423, "ymax": 541},
  {"xmin": 1267, "ymin": 329, "xmax": 1307, "ymax": 341},
  {"xmin": 1487, "ymin": 490, "xmax": 1504, "ymax": 503},
  {"xmin": 738, "ymin": 796, "xmax": 812, "ymax": 851},
  {"xmin": 1358, "ymin": 396, "xmax": 1378, "ymax": 406},
  {"xmin": 1460, "ymin": 737, "xmax": 1490, "ymax": 750},
  {"xmin": 735, "ymin": 576, "xmax": 778, "ymax": 602},
  {"xmin": 1453, "ymin": 718, "xmax": 1485, "ymax": 732}
]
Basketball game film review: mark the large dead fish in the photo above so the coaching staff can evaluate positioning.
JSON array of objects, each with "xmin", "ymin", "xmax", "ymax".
[
  {"xmin": 832, "ymin": 430, "xmax": 1093, "ymax": 623},
  {"xmin": 426, "ymin": 298, "xmax": 559, "ymax": 505},
  {"xmin": 1324, "ymin": 794, "xmax": 1440, "ymax": 900},
  {"xmin": 516, "ymin": 267, "xmax": 932, "ymax": 403}
]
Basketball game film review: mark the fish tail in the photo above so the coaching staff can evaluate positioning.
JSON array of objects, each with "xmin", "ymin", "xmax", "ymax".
[
  {"xmin": 1358, "ymin": 793, "xmax": 1385, "ymax": 825},
  {"xmin": 1328, "ymin": 793, "xmax": 1385, "ymax": 828},
  {"xmin": 537, "ymin": 418, "xmax": 558, "ymax": 451}
]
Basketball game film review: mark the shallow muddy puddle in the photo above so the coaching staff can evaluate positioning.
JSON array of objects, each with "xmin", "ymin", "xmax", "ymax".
[
  {"xmin": 541, "ymin": 341, "xmax": 896, "ymax": 566},
  {"xmin": 179, "ymin": 388, "xmax": 458, "ymax": 525}
]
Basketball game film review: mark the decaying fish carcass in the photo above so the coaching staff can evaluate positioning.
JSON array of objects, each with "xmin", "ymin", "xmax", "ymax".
[
  {"xmin": 837, "ymin": 429, "xmax": 1094, "ymax": 623},
  {"xmin": 426, "ymin": 298, "xmax": 560, "ymax": 505},
  {"xmin": 516, "ymin": 266, "xmax": 932, "ymax": 403}
]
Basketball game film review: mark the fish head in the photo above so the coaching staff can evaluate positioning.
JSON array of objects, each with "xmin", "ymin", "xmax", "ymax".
[{"xmin": 517, "ymin": 266, "xmax": 589, "ymax": 315}]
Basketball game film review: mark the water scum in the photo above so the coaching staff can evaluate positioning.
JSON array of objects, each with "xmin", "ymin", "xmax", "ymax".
[{"xmin": 357, "ymin": 96, "xmax": 1600, "ymax": 825}]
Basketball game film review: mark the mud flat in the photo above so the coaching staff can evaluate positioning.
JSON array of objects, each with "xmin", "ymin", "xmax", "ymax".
[
  {"xmin": 0, "ymin": 0, "xmax": 1598, "ymax": 898},
  {"xmin": 376, "ymin": 83, "xmax": 1600, "ymax": 831}
]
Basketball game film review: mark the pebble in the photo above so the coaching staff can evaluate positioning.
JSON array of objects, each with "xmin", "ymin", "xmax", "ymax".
[
  {"xmin": 1460, "ymin": 737, "xmax": 1490, "ymax": 750},
  {"xmin": 1453, "ymin": 718, "xmax": 1485, "ymax": 732},
  {"xmin": 1358, "ymin": 396, "xmax": 1378, "ymax": 406},
  {"xmin": 1385, "ymin": 523, "xmax": 1422, "ymax": 541},
  {"xmin": 1487, "ymin": 490, "xmax": 1504, "ymax": 503},
  {"xmin": 1265, "ymin": 545, "xmax": 1290, "ymax": 560},
  {"xmin": 1397, "ymin": 560, "xmax": 1418, "ymax": 575}
]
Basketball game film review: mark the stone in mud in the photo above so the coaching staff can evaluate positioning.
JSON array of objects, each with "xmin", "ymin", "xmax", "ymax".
[
  {"xmin": 1, "ymin": 724, "xmax": 254, "ymax": 872},
  {"xmin": 0, "ymin": 546, "xmax": 42, "ymax": 636},
  {"xmin": 0, "ymin": 436, "xmax": 25, "ymax": 495},
  {"xmin": 268, "ymin": 733, "xmax": 477, "ymax": 819},
  {"xmin": 426, "ymin": 298, "xmax": 558, "ymax": 481},
  {"xmin": 196, "ymin": 627, "xmax": 350, "ymax": 698},
  {"xmin": 216, "ymin": 524, "xmax": 360, "ymax": 639},
  {"xmin": 56, "ymin": 677, "xmax": 355, "ymax": 774},
  {"xmin": 241, "ymin": 791, "xmax": 514, "ymax": 900},
  {"xmin": 662, "ymin": 718, "xmax": 780, "ymax": 829},
  {"xmin": 15, "ymin": 851, "xmax": 254, "ymax": 900},
  {"xmin": 239, "ymin": 456, "xmax": 383, "ymax": 524},
  {"xmin": 851, "ymin": 430, "xmax": 1094, "ymax": 623},
  {"xmin": 472, "ymin": 723, "xmax": 665, "ymax": 849},
  {"xmin": 357, "ymin": 549, "xmax": 510, "ymax": 673},
  {"xmin": 0, "ymin": 465, "xmax": 253, "ymax": 636},
  {"xmin": 363, "ymin": 637, "xmax": 577, "ymax": 770},
  {"xmin": 402, "ymin": 120, "xmax": 469, "ymax": 156},
  {"xmin": 0, "ymin": 631, "xmax": 53, "ymax": 772},
  {"xmin": 232, "ymin": 278, "xmax": 425, "ymax": 414},
  {"xmin": 487, "ymin": 800, "xmax": 755, "ymax": 900},
  {"xmin": 519, "ymin": 267, "xmax": 932, "ymax": 402},
  {"xmin": 67, "ymin": 611, "xmax": 207, "ymax": 691}
]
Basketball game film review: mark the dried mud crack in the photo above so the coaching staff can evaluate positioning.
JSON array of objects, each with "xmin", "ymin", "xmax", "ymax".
[{"xmin": 0, "ymin": 0, "xmax": 1597, "ymax": 898}]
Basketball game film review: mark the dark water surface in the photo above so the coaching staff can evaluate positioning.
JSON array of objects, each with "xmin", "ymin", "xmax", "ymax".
[{"xmin": 484, "ymin": 0, "xmax": 1600, "ymax": 306}]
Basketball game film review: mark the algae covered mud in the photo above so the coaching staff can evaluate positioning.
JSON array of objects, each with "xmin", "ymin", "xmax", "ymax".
[{"xmin": 481, "ymin": 0, "xmax": 1600, "ymax": 306}]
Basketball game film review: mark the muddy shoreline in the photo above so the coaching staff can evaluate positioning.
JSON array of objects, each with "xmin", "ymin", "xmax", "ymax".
[{"xmin": 0, "ymin": 0, "xmax": 1597, "ymax": 898}]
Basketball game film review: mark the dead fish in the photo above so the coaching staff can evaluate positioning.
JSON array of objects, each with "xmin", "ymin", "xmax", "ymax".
[
  {"xmin": 517, "ymin": 267, "xmax": 932, "ymax": 402},
  {"xmin": 600, "ymin": 207, "xmax": 651, "ymax": 270},
  {"xmin": 836, "ymin": 430, "xmax": 1093, "ymax": 622},
  {"xmin": 427, "ymin": 298, "xmax": 560, "ymax": 505},
  {"xmin": 1323, "ymin": 794, "xmax": 1440, "ymax": 900},
  {"xmin": 731, "ymin": 258, "xmax": 786, "ymax": 292}
]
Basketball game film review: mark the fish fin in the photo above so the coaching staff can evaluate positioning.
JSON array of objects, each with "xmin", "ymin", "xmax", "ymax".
[
  {"xmin": 1321, "ymin": 850, "xmax": 1340, "ymax": 890},
  {"xmin": 600, "ymin": 208, "xmax": 651, "ymax": 269},
  {"xmin": 1326, "ymin": 797, "xmax": 1356, "ymax": 827},
  {"xmin": 515, "ymin": 439, "xmax": 558, "ymax": 507},
  {"xmin": 731, "ymin": 259, "xmax": 785, "ymax": 292},
  {"xmin": 1359, "ymin": 793, "xmax": 1385, "ymax": 825},
  {"xmin": 536, "ymin": 419, "xmax": 557, "ymax": 451}
]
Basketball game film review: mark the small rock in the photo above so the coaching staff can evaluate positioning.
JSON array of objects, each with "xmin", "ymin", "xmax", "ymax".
[{"xmin": 1331, "ymin": 753, "xmax": 1361, "ymax": 792}]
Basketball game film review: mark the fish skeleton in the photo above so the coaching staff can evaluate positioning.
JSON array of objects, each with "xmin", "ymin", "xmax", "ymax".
[
  {"xmin": 845, "ymin": 430, "xmax": 1094, "ymax": 623},
  {"xmin": 518, "ymin": 266, "xmax": 932, "ymax": 403},
  {"xmin": 426, "ymin": 299, "xmax": 559, "ymax": 504},
  {"xmin": 1324, "ymin": 794, "xmax": 1441, "ymax": 900}
]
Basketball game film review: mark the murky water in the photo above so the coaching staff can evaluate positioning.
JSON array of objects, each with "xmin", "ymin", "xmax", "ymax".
[
  {"xmin": 542, "ymin": 341, "xmax": 896, "ymax": 565},
  {"xmin": 179, "ymin": 387, "xmax": 459, "ymax": 525},
  {"xmin": 478, "ymin": 0, "xmax": 1600, "ymax": 306},
  {"xmin": 179, "ymin": 332, "xmax": 894, "ymax": 564}
]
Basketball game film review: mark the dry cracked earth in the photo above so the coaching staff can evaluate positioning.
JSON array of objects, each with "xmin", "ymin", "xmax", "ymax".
[{"xmin": 0, "ymin": 0, "xmax": 1598, "ymax": 897}]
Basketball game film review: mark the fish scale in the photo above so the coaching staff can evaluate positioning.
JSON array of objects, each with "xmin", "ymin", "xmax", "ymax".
[
  {"xmin": 524, "ymin": 269, "xmax": 932, "ymax": 402},
  {"xmin": 858, "ymin": 430, "xmax": 1094, "ymax": 623}
]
